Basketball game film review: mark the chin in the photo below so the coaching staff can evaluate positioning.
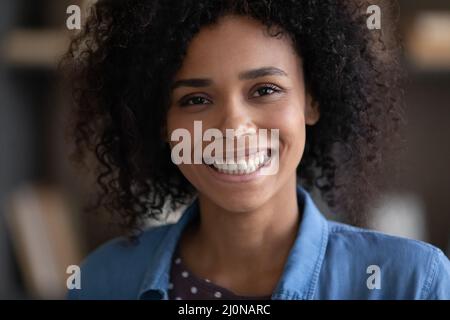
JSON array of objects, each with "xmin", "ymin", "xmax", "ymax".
[{"xmin": 203, "ymin": 185, "xmax": 273, "ymax": 213}]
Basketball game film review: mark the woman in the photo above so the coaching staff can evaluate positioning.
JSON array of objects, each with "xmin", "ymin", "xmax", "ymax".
[{"xmin": 64, "ymin": 0, "xmax": 449, "ymax": 299}]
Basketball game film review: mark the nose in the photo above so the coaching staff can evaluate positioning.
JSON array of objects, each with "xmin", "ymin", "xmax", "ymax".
[
  {"xmin": 213, "ymin": 97, "xmax": 260, "ymax": 161},
  {"xmin": 217, "ymin": 96, "xmax": 256, "ymax": 137}
]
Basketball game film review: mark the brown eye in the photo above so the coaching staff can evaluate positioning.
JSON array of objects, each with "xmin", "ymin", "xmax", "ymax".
[
  {"xmin": 251, "ymin": 84, "xmax": 282, "ymax": 98},
  {"xmin": 180, "ymin": 95, "xmax": 212, "ymax": 107}
]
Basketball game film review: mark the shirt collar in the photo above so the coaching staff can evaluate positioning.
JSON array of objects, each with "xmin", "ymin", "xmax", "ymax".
[{"xmin": 138, "ymin": 186, "xmax": 328, "ymax": 300}]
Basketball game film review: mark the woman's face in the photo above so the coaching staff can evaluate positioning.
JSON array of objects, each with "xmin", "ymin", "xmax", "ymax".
[{"xmin": 166, "ymin": 15, "xmax": 319, "ymax": 212}]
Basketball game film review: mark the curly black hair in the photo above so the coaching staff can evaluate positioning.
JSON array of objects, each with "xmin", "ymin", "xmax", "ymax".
[{"xmin": 62, "ymin": 0, "xmax": 404, "ymax": 235}]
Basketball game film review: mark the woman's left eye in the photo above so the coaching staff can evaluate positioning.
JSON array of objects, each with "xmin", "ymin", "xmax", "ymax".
[{"xmin": 251, "ymin": 84, "xmax": 282, "ymax": 98}]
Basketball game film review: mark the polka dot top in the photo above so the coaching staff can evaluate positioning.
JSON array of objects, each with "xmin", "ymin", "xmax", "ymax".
[{"xmin": 168, "ymin": 245, "xmax": 272, "ymax": 300}]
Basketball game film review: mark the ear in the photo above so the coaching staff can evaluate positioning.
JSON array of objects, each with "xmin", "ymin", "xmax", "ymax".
[{"xmin": 305, "ymin": 93, "xmax": 320, "ymax": 125}]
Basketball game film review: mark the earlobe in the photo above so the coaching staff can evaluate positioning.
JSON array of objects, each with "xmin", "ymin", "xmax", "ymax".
[{"xmin": 305, "ymin": 94, "xmax": 320, "ymax": 125}]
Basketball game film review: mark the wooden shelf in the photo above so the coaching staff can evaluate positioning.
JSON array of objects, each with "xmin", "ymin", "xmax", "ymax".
[
  {"xmin": 406, "ymin": 12, "xmax": 450, "ymax": 70},
  {"xmin": 2, "ymin": 29, "xmax": 70, "ymax": 68}
]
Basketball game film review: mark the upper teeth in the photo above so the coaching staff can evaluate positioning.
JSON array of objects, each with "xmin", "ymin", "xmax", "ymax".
[{"xmin": 211, "ymin": 151, "xmax": 269, "ymax": 175}]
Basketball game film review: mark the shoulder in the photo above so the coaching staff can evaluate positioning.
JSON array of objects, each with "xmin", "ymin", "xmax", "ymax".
[
  {"xmin": 67, "ymin": 224, "xmax": 172, "ymax": 300},
  {"xmin": 327, "ymin": 220, "xmax": 439, "ymax": 261},
  {"xmin": 318, "ymin": 220, "xmax": 450, "ymax": 299}
]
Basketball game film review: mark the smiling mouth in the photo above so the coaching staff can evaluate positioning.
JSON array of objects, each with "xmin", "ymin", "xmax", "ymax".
[{"xmin": 206, "ymin": 149, "xmax": 272, "ymax": 175}]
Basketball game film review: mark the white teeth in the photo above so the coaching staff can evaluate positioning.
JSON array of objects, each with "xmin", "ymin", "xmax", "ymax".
[
  {"xmin": 211, "ymin": 150, "xmax": 269, "ymax": 175},
  {"xmin": 247, "ymin": 158, "xmax": 254, "ymax": 170},
  {"xmin": 237, "ymin": 160, "xmax": 247, "ymax": 173}
]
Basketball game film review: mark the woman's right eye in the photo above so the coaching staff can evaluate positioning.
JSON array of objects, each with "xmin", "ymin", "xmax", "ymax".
[{"xmin": 179, "ymin": 95, "xmax": 212, "ymax": 107}]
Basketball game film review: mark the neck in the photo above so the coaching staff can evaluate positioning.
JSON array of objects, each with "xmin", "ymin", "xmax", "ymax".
[{"xmin": 180, "ymin": 176, "xmax": 300, "ymax": 295}]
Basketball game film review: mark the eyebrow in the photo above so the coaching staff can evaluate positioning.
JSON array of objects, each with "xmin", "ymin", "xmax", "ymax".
[
  {"xmin": 171, "ymin": 67, "xmax": 287, "ymax": 91},
  {"xmin": 171, "ymin": 78, "xmax": 213, "ymax": 90},
  {"xmin": 238, "ymin": 66, "xmax": 288, "ymax": 80}
]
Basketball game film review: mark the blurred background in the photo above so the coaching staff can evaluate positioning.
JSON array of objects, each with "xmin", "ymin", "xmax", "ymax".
[{"xmin": 0, "ymin": 0, "xmax": 449, "ymax": 299}]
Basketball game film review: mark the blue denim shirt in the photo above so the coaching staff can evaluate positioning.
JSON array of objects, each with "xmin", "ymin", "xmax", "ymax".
[{"xmin": 68, "ymin": 187, "xmax": 450, "ymax": 300}]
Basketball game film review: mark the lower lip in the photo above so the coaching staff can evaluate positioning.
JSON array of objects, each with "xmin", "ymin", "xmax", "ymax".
[{"xmin": 204, "ymin": 160, "xmax": 271, "ymax": 183}]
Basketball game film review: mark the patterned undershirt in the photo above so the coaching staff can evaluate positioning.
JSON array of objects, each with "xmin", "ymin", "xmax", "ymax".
[{"xmin": 168, "ymin": 245, "xmax": 272, "ymax": 300}]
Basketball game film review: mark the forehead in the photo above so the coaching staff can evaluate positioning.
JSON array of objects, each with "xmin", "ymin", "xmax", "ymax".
[{"xmin": 175, "ymin": 15, "xmax": 301, "ymax": 79}]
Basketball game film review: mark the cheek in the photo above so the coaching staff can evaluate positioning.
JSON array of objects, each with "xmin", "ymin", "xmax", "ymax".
[
  {"xmin": 166, "ymin": 110, "xmax": 197, "ymax": 149},
  {"xmin": 268, "ymin": 101, "xmax": 306, "ymax": 141},
  {"xmin": 269, "ymin": 102, "xmax": 306, "ymax": 166},
  {"xmin": 166, "ymin": 111, "xmax": 207, "ymax": 185}
]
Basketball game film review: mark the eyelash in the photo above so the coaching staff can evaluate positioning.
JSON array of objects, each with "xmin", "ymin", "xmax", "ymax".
[
  {"xmin": 250, "ymin": 83, "xmax": 283, "ymax": 98},
  {"xmin": 178, "ymin": 83, "xmax": 283, "ymax": 107},
  {"xmin": 179, "ymin": 95, "xmax": 212, "ymax": 107}
]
